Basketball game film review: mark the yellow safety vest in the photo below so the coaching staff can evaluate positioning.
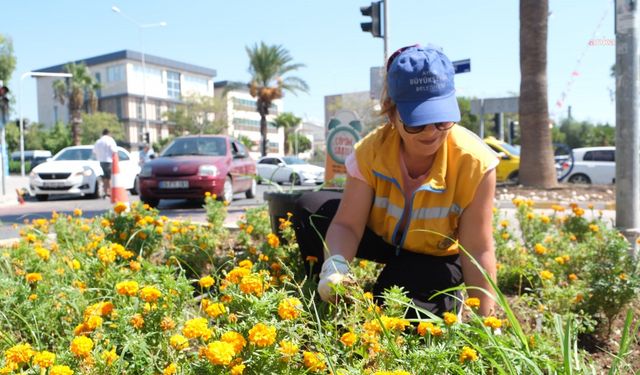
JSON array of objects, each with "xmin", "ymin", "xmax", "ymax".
[{"xmin": 354, "ymin": 123, "xmax": 497, "ymax": 256}]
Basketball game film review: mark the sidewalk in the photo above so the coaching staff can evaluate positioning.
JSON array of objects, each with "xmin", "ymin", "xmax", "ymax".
[{"xmin": 0, "ymin": 174, "xmax": 30, "ymax": 207}]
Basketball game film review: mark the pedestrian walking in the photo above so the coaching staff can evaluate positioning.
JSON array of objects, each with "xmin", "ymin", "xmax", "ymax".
[
  {"xmin": 138, "ymin": 143, "xmax": 155, "ymax": 167},
  {"xmin": 92, "ymin": 129, "xmax": 118, "ymax": 197}
]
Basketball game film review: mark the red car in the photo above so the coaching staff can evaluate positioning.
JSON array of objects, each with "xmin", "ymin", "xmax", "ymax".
[{"xmin": 138, "ymin": 135, "xmax": 256, "ymax": 207}]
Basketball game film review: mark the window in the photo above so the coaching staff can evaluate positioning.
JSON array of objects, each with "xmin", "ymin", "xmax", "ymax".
[
  {"xmin": 136, "ymin": 100, "xmax": 143, "ymax": 119},
  {"xmin": 167, "ymin": 71, "xmax": 181, "ymax": 99},
  {"xmin": 118, "ymin": 150, "xmax": 129, "ymax": 161},
  {"xmin": 584, "ymin": 150, "xmax": 615, "ymax": 162},
  {"xmin": 107, "ymin": 65, "xmax": 125, "ymax": 82},
  {"xmin": 155, "ymin": 102, "xmax": 162, "ymax": 121}
]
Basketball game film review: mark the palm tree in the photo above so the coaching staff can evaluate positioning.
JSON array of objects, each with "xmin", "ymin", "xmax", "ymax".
[
  {"xmin": 519, "ymin": 0, "xmax": 557, "ymax": 187},
  {"xmin": 273, "ymin": 112, "xmax": 302, "ymax": 155},
  {"xmin": 246, "ymin": 42, "xmax": 308, "ymax": 156},
  {"xmin": 53, "ymin": 63, "xmax": 101, "ymax": 145}
]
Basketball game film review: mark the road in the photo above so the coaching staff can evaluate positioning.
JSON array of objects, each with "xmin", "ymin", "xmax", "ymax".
[{"xmin": 0, "ymin": 184, "xmax": 316, "ymax": 240}]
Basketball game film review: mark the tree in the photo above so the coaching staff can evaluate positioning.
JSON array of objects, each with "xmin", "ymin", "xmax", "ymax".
[
  {"xmin": 519, "ymin": 0, "xmax": 556, "ymax": 188},
  {"xmin": 291, "ymin": 132, "xmax": 311, "ymax": 154},
  {"xmin": 273, "ymin": 112, "xmax": 302, "ymax": 155},
  {"xmin": 0, "ymin": 34, "xmax": 16, "ymax": 85},
  {"xmin": 81, "ymin": 112, "xmax": 124, "ymax": 144},
  {"xmin": 164, "ymin": 94, "xmax": 226, "ymax": 136},
  {"xmin": 246, "ymin": 42, "xmax": 309, "ymax": 156},
  {"xmin": 325, "ymin": 93, "xmax": 383, "ymax": 135},
  {"xmin": 52, "ymin": 63, "xmax": 101, "ymax": 146}
]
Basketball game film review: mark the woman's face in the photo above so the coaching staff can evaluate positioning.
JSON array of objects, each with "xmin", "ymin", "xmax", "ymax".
[{"xmin": 395, "ymin": 115, "xmax": 452, "ymax": 157}]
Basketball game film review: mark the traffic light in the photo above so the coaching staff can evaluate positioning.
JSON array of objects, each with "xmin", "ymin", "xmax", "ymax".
[
  {"xmin": 360, "ymin": 1, "xmax": 382, "ymax": 38},
  {"xmin": 0, "ymin": 85, "xmax": 9, "ymax": 111},
  {"xmin": 144, "ymin": 132, "xmax": 150, "ymax": 144}
]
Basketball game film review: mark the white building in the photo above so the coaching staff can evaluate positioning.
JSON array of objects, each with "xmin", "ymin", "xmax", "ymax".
[
  {"xmin": 35, "ymin": 50, "xmax": 216, "ymax": 146},
  {"xmin": 214, "ymin": 80, "xmax": 284, "ymax": 159}
]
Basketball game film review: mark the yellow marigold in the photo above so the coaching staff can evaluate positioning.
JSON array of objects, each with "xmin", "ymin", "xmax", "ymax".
[
  {"xmin": 248, "ymin": 323, "xmax": 276, "ymax": 347},
  {"xmin": 34, "ymin": 246, "xmax": 50, "ymax": 261},
  {"xmin": 226, "ymin": 267, "xmax": 250, "ymax": 284},
  {"xmin": 589, "ymin": 224, "xmax": 599, "ymax": 232},
  {"xmin": 199, "ymin": 275, "xmax": 215, "ymax": 288},
  {"xmin": 443, "ymin": 312, "xmax": 457, "ymax": 326},
  {"xmin": 501, "ymin": 232, "xmax": 510, "ymax": 240},
  {"xmin": 170, "ymin": 334, "xmax": 189, "ymax": 351},
  {"xmin": 554, "ymin": 256, "xmax": 566, "ymax": 265},
  {"xmin": 25, "ymin": 272, "xmax": 42, "ymax": 283},
  {"xmin": 568, "ymin": 273, "xmax": 578, "ymax": 281},
  {"xmin": 84, "ymin": 301, "xmax": 114, "ymax": 317},
  {"xmin": 267, "ymin": 233, "xmax": 280, "ymax": 248},
  {"xmin": 5, "ymin": 343, "xmax": 35, "ymax": 364},
  {"xmin": 85, "ymin": 315, "xmax": 103, "ymax": 330},
  {"xmin": 129, "ymin": 260, "xmax": 141, "ymax": 271},
  {"xmin": 70, "ymin": 336, "xmax": 93, "ymax": 358},
  {"xmin": 540, "ymin": 270, "xmax": 554, "ymax": 280},
  {"xmin": 278, "ymin": 297, "xmax": 302, "ymax": 320},
  {"xmin": 551, "ymin": 204, "xmax": 565, "ymax": 212},
  {"xmin": 97, "ymin": 246, "xmax": 116, "ymax": 264},
  {"xmin": 162, "ymin": 363, "xmax": 178, "ymax": 375},
  {"xmin": 203, "ymin": 341, "xmax": 235, "ymax": 366},
  {"xmin": 569, "ymin": 234, "xmax": 577, "ymax": 241},
  {"xmin": 305, "ymin": 255, "xmax": 318, "ymax": 263},
  {"xmin": 238, "ymin": 259, "xmax": 253, "ymax": 269},
  {"xmin": 230, "ymin": 364, "xmax": 246, "ymax": 375},
  {"xmin": 28, "ymin": 294, "xmax": 38, "ymax": 301},
  {"xmin": 573, "ymin": 207, "xmax": 585, "ymax": 217},
  {"xmin": 239, "ymin": 274, "xmax": 267, "ymax": 296},
  {"xmin": 49, "ymin": 365, "xmax": 74, "ymax": 375},
  {"xmin": 130, "ymin": 313, "xmax": 145, "ymax": 329},
  {"xmin": 499, "ymin": 219, "xmax": 509, "ymax": 228},
  {"xmin": 278, "ymin": 340, "xmax": 298, "ymax": 361},
  {"xmin": 182, "ymin": 317, "xmax": 212, "ymax": 340},
  {"xmin": 303, "ymin": 351, "xmax": 327, "ymax": 372},
  {"xmin": 245, "ymin": 224, "xmax": 254, "ymax": 234},
  {"xmin": 115, "ymin": 280, "xmax": 139, "ymax": 296},
  {"xmin": 139, "ymin": 286, "xmax": 162, "ymax": 302},
  {"xmin": 101, "ymin": 347, "xmax": 118, "ymax": 365},
  {"xmin": 205, "ymin": 303, "xmax": 227, "ymax": 319},
  {"xmin": 619, "ymin": 273, "xmax": 628, "ymax": 281},
  {"xmin": 534, "ymin": 243, "xmax": 547, "ymax": 255},
  {"xmin": 459, "ymin": 346, "xmax": 479, "ymax": 363},
  {"xmin": 417, "ymin": 321, "xmax": 433, "ymax": 336},
  {"xmin": 259, "ymin": 253, "xmax": 269, "ymax": 262},
  {"xmin": 465, "ymin": 297, "xmax": 480, "ymax": 309},
  {"xmin": 483, "ymin": 316, "xmax": 502, "ymax": 330},
  {"xmin": 71, "ymin": 259, "xmax": 81, "ymax": 270},
  {"xmin": 340, "ymin": 332, "xmax": 357, "ymax": 347},
  {"xmin": 160, "ymin": 316, "xmax": 176, "ymax": 331},
  {"xmin": 32, "ymin": 350, "xmax": 55, "ymax": 368},
  {"xmin": 73, "ymin": 208, "xmax": 82, "ymax": 216},
  {"xmin": 540, "ymin": 215, "xmax": 551, "ymax": 224},
  {"xmin": 221, "ymin": 331, "xmax": 246, "ymax": 354}
]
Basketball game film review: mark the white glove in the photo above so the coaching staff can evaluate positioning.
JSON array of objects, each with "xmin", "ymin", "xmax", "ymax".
[{"xmin": 317, "ymin": 255, "xmax": 350, "ymax": 302}]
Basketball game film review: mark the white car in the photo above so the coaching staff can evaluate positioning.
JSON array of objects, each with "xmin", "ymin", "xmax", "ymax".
[
  {"xmin": 257, "ymin": 156, "xmax": 325, "ymax": 185},
  {"xmin": 29, "ymin": 145, "xmax": 140, "ymax": 201},
  {"xmin": 558, "ymin": 146, "xmax": 615, "ymax": 185}
]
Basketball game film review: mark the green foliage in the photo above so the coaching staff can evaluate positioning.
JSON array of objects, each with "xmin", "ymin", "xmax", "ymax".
[
  {"xmin": 163, "ymin": 94, "xmax": 226, "ymax": 136},
  {"xmin": 290, "ymin": 132, "xmax": 311, "ymax": 154},
  {"xmin": 0, "ymin": 34, "xmax": 16, "ymax": 84},
  {"xmin": 237, "ymin": 135, "xmax": 253, "ymax": 150},
  {"xmin": 273, "ymin": 112, "xmax": 302, "ymax": 155},
  {"xmin": 556, "ymin": 118, "xmax": 615, "ymax": 148},
  {"xmin": 80, "ymin": 112, "xmax": 125, "ymax": 144}
]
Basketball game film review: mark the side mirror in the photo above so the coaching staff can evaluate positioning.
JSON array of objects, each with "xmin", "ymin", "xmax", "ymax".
[
  {"xmin": 277, "ymin": 162, "xmax": 285, "ymax": 167},
  {"xmin": 149, "ymin": 154, "xmax": 156, "ymax": 160},
  {"xmin": 497, "ymin": 152, "xmax": 508, "ymax": 160}
]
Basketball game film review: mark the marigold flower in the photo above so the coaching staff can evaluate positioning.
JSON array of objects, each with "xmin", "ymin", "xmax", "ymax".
[
  {"xmin": 203, "ymin": 341, "xmax": 235, "ymax": 366},
  {"xmin": 221, "ymin": 331, "xmax": 247, "ymax": 354},
  {"xmin": 589, "ymin": 224, "xmax": 599, "ymax": 232},
  {"xmin": 5, "ymin": 343, "xmax": 35, "ymax": 364},
  {"xmin": 305, "ymin": 255, "xmax": 318, "ymax": 263},
  {"xmin": 205, "ymin": 303, "xmax": 227, "ymax": 319},
  {"xmin": 28, "ymin": 294, "xmax": 38, "ymax": 301},
  {"xmin": 568, "ymin": 273, "xmax": 578, "ymax": 281},
  {"xmin": 25, "ymin": 272, "xmax": 42, "ymax": 283},
  {"xmin": 139, "ymin": 286, "xmax": 162, "ymax": 302},
  {"xmin": 459, "ymin": 346, "xmax": 479, "ymax": 363},
  {"xmin": 267, "ymin": 233, "xmax": 280, "ymax": 248},
  {"xmin": 540, "ymin": 270, "xmax": 554, "ymax": 280},
  {"xmin": 182, "ymin": 317, "xmax": 212, "ymax": 340},
  {"xmin": 248, "ymin": 323, "xmax": 276, "ymax": 347},
  {"xmin": 443, "ymin": 312, "xmax": 457, "ymax": 326},
  {"xmin": 239, "ymin": 274, "xmax": 267, "ymax": 296},
  {"xmin": 574, "ymin": 293, "xmax": 584, "ymax": 303},
  {"xmin": 73, "ymin": 208, "xmax": 82, "ymax": 216},
  {"xmin": 101, "ymin": 347, "xmax": 118, "ymax": 365},
  {"xmin": 115, "ymin": 280, "xmax": 139, "ymax": 296},
  {"xmin": 303, "ymin": 351, "xmax": 327, "ymax": 372},
  {"xmin": 32, "ymin": 350, "xmax": 55, "ymax": 368},
  {"xmin": 465, "ymin": 297, "xmax": 480, "ymax": 309},
  {"xmin": 97, "ymin": 246, "xmax": 116, "ymax": 264},
  {"xmin": 230, "ymin": 364, "xmax": 246, "ymax": 375},
  {"xmin": 278, "ymin": 297, "xmax": 302, "ymax": 320},
  {"xmin": 534, "ymin": 243, "xmax": 547, "ymax": 255},
  {"xmin": 160, "ymin": 316, "xmax": 176, "ymax": 331},
  {"xmin": 226, "ymin": 267, "xmax": 251, "ymax": 284},
  {"xmin": 278, "ymin": 340, "xmax": 299, "ymax": 361},
  {"xmin": 34, "ymin": 246, "xmax": 50, "ymax": 261},
  {"xmin": 170, "ymin": 334, "xmax": 189, "ymax": 351},
  {"xmin": 70, "ymin": 336, "xmax": 93, "ymax": 357},
  {"xmin": 129, "ymin": 260, "xmax": 141, "ymax": 271},
  {"xmin": 163, "ymin": 363, "xmax": 178, "ymax": 375},
  {"xmin": 199, "ymin": 275, "xmax": 215, "ymax": 288},
  {"xmin": 483, "ymin": 316, "xmax": 502, "ymax": 330},
  {"xmin": 619, "ymin": 273, "xmax": 628, "ymax": 281},
  {"xmin": 130, "ymin": 314, "xmax": 144, "ymax": 329},
  {"xmin": 49, "ymin": 365, "xmax": 74, "ymax": 375},
  {"xmin": 340, "ymin": 332, "xmax": 357, "ymax": 347}
]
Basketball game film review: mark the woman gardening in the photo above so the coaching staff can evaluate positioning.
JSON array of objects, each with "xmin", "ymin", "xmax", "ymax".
[{"xmin": 293, "ymin": 44, "xmax": 498, "ymax": 317}]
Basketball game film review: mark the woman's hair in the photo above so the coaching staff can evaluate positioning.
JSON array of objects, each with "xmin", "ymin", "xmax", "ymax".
[{"xmin": 379, "ymin": 78, "xmax": 399, "ymax": 127}]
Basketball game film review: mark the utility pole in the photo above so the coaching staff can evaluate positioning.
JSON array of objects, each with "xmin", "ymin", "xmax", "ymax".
[
  {"xmin": 383, "ymin": 0, "xmax": 389, "ymax": 63},
  {"xmin": 615, "ymin": 0, "xmax": 640, "ymax": 256}
]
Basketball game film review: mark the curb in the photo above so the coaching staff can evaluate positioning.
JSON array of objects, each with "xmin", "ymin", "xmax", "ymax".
[{"xmin": 494, "ymin": 200, "xmax": 616, "ymax": 210}]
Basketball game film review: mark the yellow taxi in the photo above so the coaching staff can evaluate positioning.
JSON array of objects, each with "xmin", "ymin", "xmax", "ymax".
[{"xmin": 484, "ymin": 137, "xmax": 520, "ymax": 183}]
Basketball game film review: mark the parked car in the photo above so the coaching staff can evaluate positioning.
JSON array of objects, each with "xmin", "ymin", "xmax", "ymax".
[
  {"xmin": 483, "ymin": 137, "xmax": 520, "ymax": 183},
  {"xmin": 138, "ymin": 135, "xmax": 256, "ymax": 207},
  {"xmin": 558, "ymin": 146, "xmax": 615, "ymax": 184},
  {"xmin": 257, "ymin": 156, "xmax": 325, "ymax": 185},
  {"xmin": 29, "ymin": 145, "xmax": 139, "ymax": 201},
  {"xmin": 11, "ymin": 149, "xmax": 52, "ymax": 171}
]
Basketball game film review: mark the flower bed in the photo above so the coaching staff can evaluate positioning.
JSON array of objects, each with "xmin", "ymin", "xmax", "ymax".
[{"xmin": 0, "ymin": 197, "xmax": 638, "ymax": 374}]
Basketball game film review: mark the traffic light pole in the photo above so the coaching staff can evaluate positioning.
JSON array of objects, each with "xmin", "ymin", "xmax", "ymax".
[{"xmin": 383, "ymin": 0, "xmax": 389, "ymax": 63}]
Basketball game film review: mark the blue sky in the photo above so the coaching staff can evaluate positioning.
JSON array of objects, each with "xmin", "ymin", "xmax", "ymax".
[{"xmin": 4, "ymin": 0, "xmax": 615, "ymax": 126}]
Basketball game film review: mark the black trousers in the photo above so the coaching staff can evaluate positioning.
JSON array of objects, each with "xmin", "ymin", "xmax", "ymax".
[{"xmin": 292, "ymin": 190, "xmax": 463, "ymax": 317}]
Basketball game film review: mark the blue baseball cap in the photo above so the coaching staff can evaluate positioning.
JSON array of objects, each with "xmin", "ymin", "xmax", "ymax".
[{"xmin": 387, "ymin": 45, "xmax": 461, "ymax": 126}]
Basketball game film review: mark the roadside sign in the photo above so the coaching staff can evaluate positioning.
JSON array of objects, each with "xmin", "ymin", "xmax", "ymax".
[
  {"xmin": 324, "ymin": 110, "xmax": 363, "ymax": 186},
  {"xmin": 370, "ymin": 66, "xmax": 384, "ymax": 100},
  {"xmin": 452, "ymin": 59, "xmax": 471, "ymax": 74},
  {"xmin": 470, "ymin": 97, "xmax": 519, "ymax": 115}
]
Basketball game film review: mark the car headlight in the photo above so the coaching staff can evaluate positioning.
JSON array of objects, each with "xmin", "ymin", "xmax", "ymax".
[
  {"xmin": 29, "ymin": 171, "xmax": 37, "ymax": 178},
  {"xmin": 73, "ymin": 169, "xmax": 93, "ymax": 177},
  {"xmin": 198, "ymin": 165, "xmax": 219, "ymax": 177},
  {"xmin": 140, "ymin": 166, "xmax": 153, "ymax": 178}
]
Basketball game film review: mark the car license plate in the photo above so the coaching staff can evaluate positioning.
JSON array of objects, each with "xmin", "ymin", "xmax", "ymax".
[
  {"xmin": 42, "ymin": 181, "xmax": 68, "ymax": 188},
  {"xmin": 159, "ymin": 180, "xmax": 189, "ymax": 189}
]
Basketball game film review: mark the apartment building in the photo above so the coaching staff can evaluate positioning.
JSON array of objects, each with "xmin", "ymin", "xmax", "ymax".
[{"xmin": 35, "ymin": 50, "xmax": 216, "ymax": 146}]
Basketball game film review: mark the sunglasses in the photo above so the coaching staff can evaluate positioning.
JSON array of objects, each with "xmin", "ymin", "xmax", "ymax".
[
  {"xmin": 402, "ymin": 121, "xmax": 455, "ymax": 134},
  {"xmin": 386, "ymin": 44, "xmax": 420, "ymax": 72}
]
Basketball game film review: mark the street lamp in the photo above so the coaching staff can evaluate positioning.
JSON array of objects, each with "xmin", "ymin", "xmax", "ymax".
[
  {"xmin": 111, "ymin": 5, "xmax": 166, "ymax": 145},
  {"xmin": 19, "ymin": 71, "xmax": 72, "ymax": 176},
  {"xmin": 294, "ymin": 125, "xmax": 303, "ymax": 158}
]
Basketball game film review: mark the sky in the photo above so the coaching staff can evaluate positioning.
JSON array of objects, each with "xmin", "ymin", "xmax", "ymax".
[{"xmin": 3, "ymin": 0, "xmax": 616, "ymax": 127}]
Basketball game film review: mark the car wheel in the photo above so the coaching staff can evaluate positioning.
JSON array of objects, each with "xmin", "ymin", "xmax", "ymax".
[
  {"xmin": 289, "ymin": 173, "xmax": 301, "ymax": 186},
  {"xmin": 141, "ymin": 196, "xmax": 159, "ymax": 208},
  {"xmin": 88, "ymin": 178, "xmax": 105, "ymax": 199},
  {"xmin": 506, "ymin": 171, "xmax": 519, "ymax": 184},
  {"xmin": 568, "ymin": 174, "xmax": 591, "ymax": 184},
  {"xmin": 35, "ymin": 194, "xmax": 48, "ymax": 201},
  {"xmin": 130, "ymin": 178, "xmax": 139, "ymax": 196},
  {"xmin": 219, "ymin": 177, "xmax": 234, "ymax": 202},
  {"xmin": 246, "ymin": 178, "xmax": 257, "ymax": 199}
]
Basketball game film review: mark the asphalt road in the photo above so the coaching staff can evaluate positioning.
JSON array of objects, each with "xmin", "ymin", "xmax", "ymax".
[{"xmin": 0, "ymin": 183, "xmax": 316, "ymax": 240}]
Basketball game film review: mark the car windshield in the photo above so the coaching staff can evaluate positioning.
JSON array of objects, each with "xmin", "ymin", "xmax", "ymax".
[
  {"xmin": 499, "ymin": 142, "xmax": 520, "ymax": 156},
  {"xmin": 162, "ymin": 137, "xmax": 227, "ymax": 157},
  {"xmin": 282, "ymin": 156, "xmax": 306, "ymax": 165},
  {"xmin": 54, "ymin": 148, "xmax": 93, "ymax": 161}
]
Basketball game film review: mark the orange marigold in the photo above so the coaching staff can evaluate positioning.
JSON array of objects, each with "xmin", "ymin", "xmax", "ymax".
[{"xmin": 248, "ymin": 323, "xmax": 276, "ymax": 347}]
